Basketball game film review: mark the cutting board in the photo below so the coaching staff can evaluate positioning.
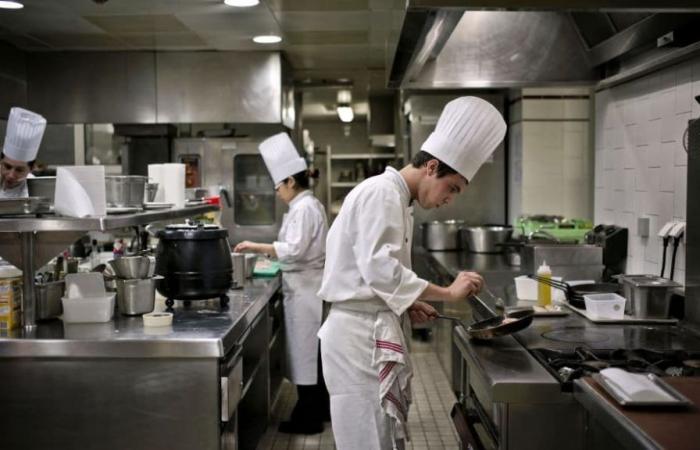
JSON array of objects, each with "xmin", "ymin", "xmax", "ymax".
[{"xmin": 253, "ymin": 259, "xmax": 280, "ymax": 277}]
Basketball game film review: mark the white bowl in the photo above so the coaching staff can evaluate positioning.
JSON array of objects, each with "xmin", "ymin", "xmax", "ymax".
[
  {"xmin": 583, "ymin": 293, "xmax": 626, "ymax": 320},
  {"xmin": 61, "ymin": 294, "xmax": 115, "ymax": 323}
]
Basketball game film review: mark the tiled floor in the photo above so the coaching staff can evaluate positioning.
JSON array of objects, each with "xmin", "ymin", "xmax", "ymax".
[{"xmin": 257, "ymin": 338, "xmax": 460, "ymax": 450}]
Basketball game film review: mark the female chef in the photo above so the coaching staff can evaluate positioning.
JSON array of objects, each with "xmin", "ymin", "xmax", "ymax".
[{"xmin": 234, "ymin": 132, "xmax": 329, "ymax": 435}]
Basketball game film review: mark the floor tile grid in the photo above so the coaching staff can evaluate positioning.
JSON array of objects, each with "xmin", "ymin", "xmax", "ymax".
[{"xmin": 257, "ymin": 337, "xmax": 460, "ymax": 450}]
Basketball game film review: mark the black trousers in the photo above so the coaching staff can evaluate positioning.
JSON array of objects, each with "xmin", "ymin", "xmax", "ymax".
[{"xmin": 288, "ymin": 344, "xmax": 330, "ymax": 424}]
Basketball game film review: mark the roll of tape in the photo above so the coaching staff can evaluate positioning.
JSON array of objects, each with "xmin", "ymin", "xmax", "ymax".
[{"xmin": 143, "ymin": 312, "xmax": 173, "ymax": 327}]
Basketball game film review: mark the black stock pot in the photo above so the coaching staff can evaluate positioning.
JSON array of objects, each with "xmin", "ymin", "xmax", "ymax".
[{"xmin": 154, "ymin": 223, "xmax": 232, "ymax": 307}]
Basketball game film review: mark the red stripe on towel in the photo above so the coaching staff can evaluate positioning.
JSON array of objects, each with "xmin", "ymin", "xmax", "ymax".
[
  {"xmin": 379, "ymin": 361, "xmax": 396, "ymax": 381},
  {"xmin": 376, "ymin": 340, "xmax": 404, "ymax": 353},
  {"xmin": 385, "ymin": 392, "xmax": 407, "ymax": 420}
]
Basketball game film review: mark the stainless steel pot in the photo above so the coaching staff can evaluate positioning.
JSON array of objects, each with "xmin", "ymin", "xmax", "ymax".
[
  {"xmin": 421, "ymin": 220, "xmax": 465, "ymax": 250},
  {"xmin": 116, "ymin": 276, "xmax": 162, "ymax": 316},
  {"xmin": 26, "ymin": 176, "xmax": 56, "ymax": 199},
  {"xmin": 28, "ymin": 175, "xmax": 148, "ymax": 209},
  {"xmin": 616, "ymin": 274, "xmax": 680, "ymax": 318},
  {"xmin": 105, "ymin": 175, "xmax": 147, "ymax": 208},
  {"xmin": 461, "ymin": 226, "xmax": 513, "ymax": 253},
  {"xmin": 35, "ymin": 280, "xmax": 64, "ymax": 320}
]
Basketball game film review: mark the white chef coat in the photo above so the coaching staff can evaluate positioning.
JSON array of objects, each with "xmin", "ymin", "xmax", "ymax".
[
  {"xmin": 318, "ymin": 167, "xmax": 429, "ymax": 450},
  {"xmin": 274, "ymin": 190, "xmax": 328, "ymax": 385},
  {"xmin": 317, "ymin": 166, "xmax": 428, "ymax": 315}
]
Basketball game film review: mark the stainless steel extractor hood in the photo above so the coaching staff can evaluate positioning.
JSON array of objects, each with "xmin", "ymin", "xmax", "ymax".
[{"xmin": 388, "ymin": 2, "xmax": 700, "ymax": 90}]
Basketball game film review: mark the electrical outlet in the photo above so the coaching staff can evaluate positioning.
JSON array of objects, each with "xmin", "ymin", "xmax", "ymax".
[
  {"xmin": 637, "ymin": 217, "xmax": 650, "ymax": 237},
  {"xmin": 669, "ymin": 222, "xmax": 686, "ymax": 239},
  {"xmin": 658, "ymin": 221, "xmax": 676, "ymax": 238}
]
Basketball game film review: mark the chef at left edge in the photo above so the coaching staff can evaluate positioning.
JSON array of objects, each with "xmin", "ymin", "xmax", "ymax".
[{"xmin": 0, "ymin": 107, "xmax": 47, "ymax": 199}]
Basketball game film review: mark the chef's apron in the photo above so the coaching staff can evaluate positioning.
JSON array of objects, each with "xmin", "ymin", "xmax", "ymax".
[{"xmin": 282, "ymin": 268, "xmax": 324, "ymax": 385}]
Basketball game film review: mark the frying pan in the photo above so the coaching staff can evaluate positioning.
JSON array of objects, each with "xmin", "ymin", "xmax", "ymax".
[
  {"xmin": 528, "ymin": 275, "xmax": 621, "ymax": 309},
  {"xmin": 437, "ymin": 307, "xmax": 535, "ymax": 340}
]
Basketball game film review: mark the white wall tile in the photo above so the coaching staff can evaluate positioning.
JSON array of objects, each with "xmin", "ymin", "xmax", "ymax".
[{"xmin": 594, "ymin": 56, "xmax": 694, "ymax": 285}]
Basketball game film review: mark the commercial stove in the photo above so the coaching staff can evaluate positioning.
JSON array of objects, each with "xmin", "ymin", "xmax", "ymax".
[{"xmin": 451, "ymin": 294, "xmax": 700, "ymax": 450}]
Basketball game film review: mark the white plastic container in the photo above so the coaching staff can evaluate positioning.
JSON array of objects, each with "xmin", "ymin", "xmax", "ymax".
[
  {"xmin": 583, "ymin": 293, "xmax": 626, "ymax": 320},
  {"xmin": 61, "ymin": 295, "xmax": 115, "ymax": 323},
  {"xmin": 62, "ymin": 273, "xmax": 115, "ymax": 323}
]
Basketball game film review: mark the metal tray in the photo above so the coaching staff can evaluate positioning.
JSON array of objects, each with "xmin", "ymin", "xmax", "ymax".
[
  {"xmin": 593, "ymin": 373, "xmax": 693, "ymax": 407},
  {"xmin": 0, "ymin": 196, "xmax": 52, "ymax": 216}
]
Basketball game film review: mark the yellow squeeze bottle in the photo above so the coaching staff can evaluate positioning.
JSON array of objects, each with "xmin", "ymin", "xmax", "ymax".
[{"xmin": 537, "ymin": 261, "xmax": 552, "ymax": 307}]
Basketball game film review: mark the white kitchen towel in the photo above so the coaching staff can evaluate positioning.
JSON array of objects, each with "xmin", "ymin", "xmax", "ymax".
[
  {"xmin": 161, "ymin": 163, "xmax": 185, "ymax": 208},
  {"xmin": 54, "ymin": 166, "xmax": 106, "ymax": 218},
  {"xmin": 600, "ymin": 368, "xmax": 676, "ymax": 402},
  {"xmin": 147, "ymin": 164, "xmax": 165, "ymax": 202},
  {"xmin": 373, "ymin": 311, "xmax": 413, "ymax": 442}
]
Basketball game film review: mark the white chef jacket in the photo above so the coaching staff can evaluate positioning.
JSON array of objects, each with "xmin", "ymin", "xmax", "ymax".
[
  {"xmin": 317, "ymin": 167, "xmax": 429, "ymax": 315},
  {"xmin": 273, "ymin": 189, "xmax": 328, "ymax": 385},
  {"xmin": 273, "ymin": 190, "xmax": 327, "ymax": 272}
]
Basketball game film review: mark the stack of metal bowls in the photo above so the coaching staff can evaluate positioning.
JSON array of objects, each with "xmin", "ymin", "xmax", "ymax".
[{"xmin": 109, "ymin": 256, "xmax": 161, "ymax": 316}]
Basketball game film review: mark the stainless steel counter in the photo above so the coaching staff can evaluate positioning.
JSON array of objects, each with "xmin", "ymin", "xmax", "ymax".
[{"xmin": 0, "ymin": 276, "xmax": 280, "ymax": 358}]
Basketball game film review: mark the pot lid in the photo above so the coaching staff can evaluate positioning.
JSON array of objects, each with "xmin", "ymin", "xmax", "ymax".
[
  {"xmin": 165, "ymin": 223, "xmax": 220, "ymax": 230},
  {"xmin": 160, "ymin": 223, "xmax": 228, "ymax": 239}
]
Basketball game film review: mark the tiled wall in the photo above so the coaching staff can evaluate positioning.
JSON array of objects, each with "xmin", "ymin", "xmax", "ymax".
[
  {"xmin": 509, "ymin": 88, "xmax": 593, "ymax": 223},
  {"xmin": 594, "ymin": 58, "xmax": 700, "ymax": 284}
]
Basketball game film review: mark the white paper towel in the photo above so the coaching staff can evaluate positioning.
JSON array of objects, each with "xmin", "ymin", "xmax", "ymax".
[
  {"xmin": 161, "ymin": 163, "xmax": 186, "ymax": 208},
  {"xmin": 147, "ymin": 164, "xmax": 165, "ymax": 202},
  {"xmin": 54, "ymin": 166, "xmax": 106, "ymax": 217},
  {"xmin": 600, "ymin": 368, "xmax": 676, "ymax": 402}
]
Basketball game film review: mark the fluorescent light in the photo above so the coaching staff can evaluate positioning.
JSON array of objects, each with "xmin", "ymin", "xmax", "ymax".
[
  {"xmin": 253, "ymin": 35, "xmax": 282, "ymax": 44},
  {"xmin": 337, "ymin": 89, "xmax": 352, "ymax": 104},
  {"xmin": 337, "ymin": 106, "xmax": 354, "ymax": 123},
  {"xmin": 223, "ymin": 0, "xmax": 259, "ymax": 6},
  {"xmin": 0, "ymin": 1, "xmax": 23, "ymax": 9}
]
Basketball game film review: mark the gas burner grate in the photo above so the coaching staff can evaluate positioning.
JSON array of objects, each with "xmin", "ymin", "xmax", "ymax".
[{"xmin": 530, "ymin": 347, "xmax": 700, "ymax": 391}]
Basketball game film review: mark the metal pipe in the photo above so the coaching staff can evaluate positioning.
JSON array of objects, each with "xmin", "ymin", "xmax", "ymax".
[{"xmin": 20, "ymin": 232, "xmax": 36, "ymax": 329}]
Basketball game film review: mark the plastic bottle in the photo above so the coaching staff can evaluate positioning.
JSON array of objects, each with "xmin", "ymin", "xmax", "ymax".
[{"xmin": 537, "ymin": 260, "xmax": 552, "ymax": 307}]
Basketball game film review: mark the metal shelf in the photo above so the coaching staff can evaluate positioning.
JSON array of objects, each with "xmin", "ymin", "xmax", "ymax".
[
  {"xmin": 0, "ymin": 204, "xmax": 217, "ymax": 233},
  {"xmin": 330, "ymin": 153, "xmax": 397, "ymax": 160},
  {"xmin": 0, "ymin": 204, "xmax": 218, "ymax": 330}
]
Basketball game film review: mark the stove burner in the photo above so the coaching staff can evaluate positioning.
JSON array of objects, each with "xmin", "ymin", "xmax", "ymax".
[
  {"xmin": 541, "ymin": 327, "xmax": 610, "ymax": 344},
  {"xmin": 531, "ymin": 347, "xmax": 700, "ymax": 391}
]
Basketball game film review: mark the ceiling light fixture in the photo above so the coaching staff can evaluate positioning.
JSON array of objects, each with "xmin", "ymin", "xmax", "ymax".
[
  {"xmin": 337, "ymin": 106, "xmax": 354, "ymax": 123},
  {"xmin": 253, "ymin": 35, "xmax": 282, "ymax": 44},
  {"xmin": 223, "ymin": 0, "xmax": 259, "ymax": 6},
  {"xmin": 336, "ymin": 89, "xmax": 354, "ymax": 123},
  {"xmin": 0, "ymin": 1, "xmax": 23, "ymax": 9}
]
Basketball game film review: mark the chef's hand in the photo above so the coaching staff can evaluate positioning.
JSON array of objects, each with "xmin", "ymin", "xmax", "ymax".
[
  {"xmin": 233, "ymin": 241, "xmax": 258, "ymax": 253},
  {"xmin": 448, "ymin": 271, "xmax": 484, "ymax": 301},
  {"xmin": 408, "ymin": 301, "xmax": 439, "ymax": 324}
]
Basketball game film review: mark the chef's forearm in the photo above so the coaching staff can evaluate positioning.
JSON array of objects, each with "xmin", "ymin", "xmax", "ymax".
[
  {"xmin": 257, "ymin": 243, "xmax": 277, "ymax": 257},
  {"xmin": 418, "ymin": 283, "xmax": 456, "ymax": 302}
]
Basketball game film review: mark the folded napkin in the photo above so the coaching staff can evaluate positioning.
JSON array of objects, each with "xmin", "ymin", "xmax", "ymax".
[
  {"xmin": 600, "ymin": 368, "xmax": 675, "ymax": 402},
  {"xmin": 373, "ymin": 311, "xmax": 413, "ymax": 441},
  {"xmin": 54, "ymin": 166, "xmax": 106, "ymax": 217}
]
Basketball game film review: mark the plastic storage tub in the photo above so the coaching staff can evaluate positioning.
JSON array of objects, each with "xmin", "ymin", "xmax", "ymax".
[
  {"xmin": 583, "ymin": 293, "xmax": 626, "ymax": 320},
  {"xmin": 62, "ymin": 273, "xmax": 115, "ymax": 323}
]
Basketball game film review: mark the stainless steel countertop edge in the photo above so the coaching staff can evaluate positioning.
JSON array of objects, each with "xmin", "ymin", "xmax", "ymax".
[
  {"xmin": 0, "ymin": 275, "xmax": 281, "ymax": 359},
  {"xmin": 573, "ymin": 379, "xmax": 661, "ymax": 450}
]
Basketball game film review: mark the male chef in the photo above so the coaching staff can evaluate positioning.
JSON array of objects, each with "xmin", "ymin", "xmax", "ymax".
[
  {"xmin": 317, "ymin": 96, "xmax": 507, "ymax": 450},
  {"xmin": 0, "ymin": 107, "xmax": 47, "ymax": 199}
]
